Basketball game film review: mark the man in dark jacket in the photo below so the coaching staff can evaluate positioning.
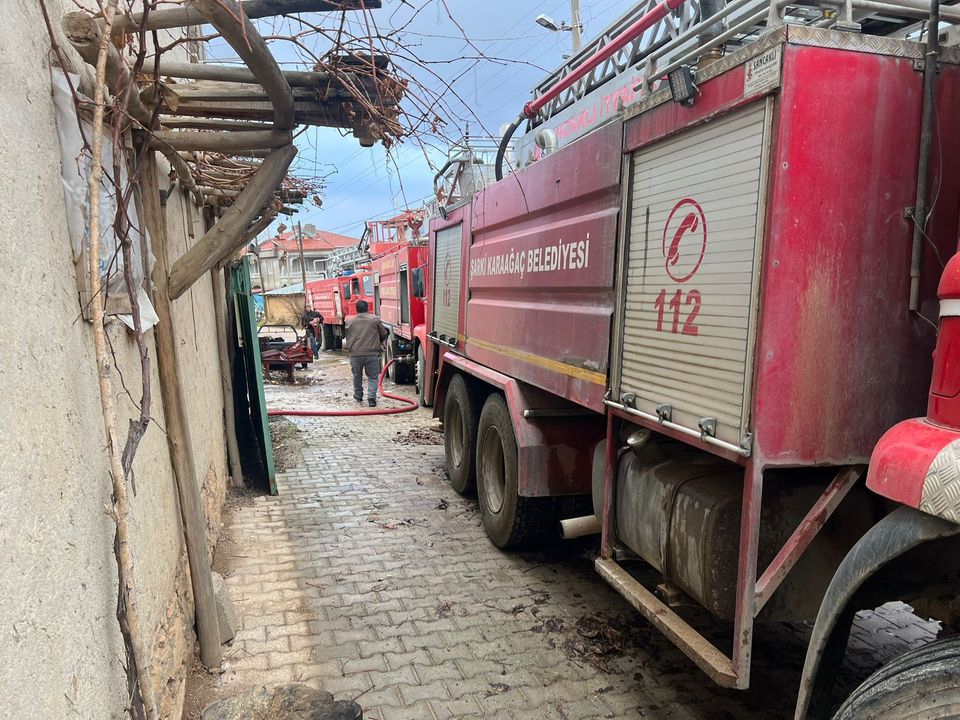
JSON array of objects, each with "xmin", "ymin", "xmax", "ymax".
[
  {"xmin": 301, "ymin": 309, "xmax": 323, "ymax": 359},
  {"xmin": 345, "ymin": 300, "xmax": 388, "ymax": 406}
]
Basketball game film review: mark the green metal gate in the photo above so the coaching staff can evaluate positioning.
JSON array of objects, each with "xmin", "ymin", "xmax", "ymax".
[{"xmin": 232, "ymin": 256, "xmax": 277, "ymax": 494}]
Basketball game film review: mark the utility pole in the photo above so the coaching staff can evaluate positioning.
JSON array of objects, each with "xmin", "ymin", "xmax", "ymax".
[
  {"xmin": 570, "ymin": 0, "xmax": 582, "ymax": 53},
  {"xmin": 296, "ymin": 221, "xmax": 308, "ymax": 310}
]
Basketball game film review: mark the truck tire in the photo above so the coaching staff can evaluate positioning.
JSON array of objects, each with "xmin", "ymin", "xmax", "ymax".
[
  {"xmin": 444, "ymin": 374, "xmax": 478, "ymax": 494},
  {"xmin": 833, "ymin": 635, "xmax": 960, "ymax": 719},
  {"xmin": 385, "ymin": 342, "xmax": 396, "ymax": 382},
  {"xmin": 475, "ymin": 393, "xmax": 555, "ymax": 549},
  {"xmin": 397, "ymin": 359, "xmax": 414, "ymax": 385},
  {"xmin": 322, "ymin": 323, "xmax": 335, "ymax": 351},
  {"xmin": 416, "ymin": 346, "xmax": 431, "ymax": 407}
]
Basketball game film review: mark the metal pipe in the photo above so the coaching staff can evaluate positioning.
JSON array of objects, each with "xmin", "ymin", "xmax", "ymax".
[
  {"xmin": 857, "ymin": 0, "xmax": 960, "ymax": 20},
  {"xmin": 604, "ymin": 398, "xmax": 752, "ymax": 457},
  {"xmin": 654, "ymin": 8, "xmax": 768, "ymax": 83},
  {"xmin": 523, "ymin": 0, "xmax": 687, "ymax": 119},
  {"xmin": 910, "ymin": 0, "xmax": 940, "ymax": 311},
  {"xmin": 560, "ymin": 515, "xmax": 602, "ymax": 539},
  {"xmin": 646, "ymin": 0, "xmax": 758, "ymax": 68},
  {"xmin": 494, "ymin": 113, "xmax": 524, "ymax": 182},
  {"xmin": 852, "ymin": 0, "xmax": 960, "ymax": 19},
  {"xmin": 699, "ymin": 0, "xmax": 728, "ymax": 47},
  {"xmin": 433, "ymin": 153, "xmax": 481, "ymax": 195}
]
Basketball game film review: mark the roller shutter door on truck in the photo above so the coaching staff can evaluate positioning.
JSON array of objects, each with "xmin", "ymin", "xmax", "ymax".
[
  {"xmin": 620, "ymin": 101, "xmax": 768, "ymax": 449},
  {"xmin": 433, "ymin": 223, "xmax": 463, "ymax": 343}
]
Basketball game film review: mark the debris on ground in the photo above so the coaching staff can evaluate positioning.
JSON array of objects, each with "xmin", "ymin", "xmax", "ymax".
[
  {"xmin": 392, "ymin": 426, "xmax": 445, "ymax": 445},
  {"xmin": 201, "ymin": 683, "xmax": 360, "ymax": 720},
  {"xmin": 559, "ymin": 613, "xmax": 640, "ymax": 673},
  {"xmin": 485, "ymin": 682, "xmax": 512, "ymax": 696},
  {"xmin": 370, "ymin": 517, "xmax": 425, "ymax": 530},
  {"xmin": 543, "ymin": 617, "xmax": 565, "ymax": 633},
  {"xmin": 436, "ymin": 498, "xmax": 449, "ymax": 510},
  {"xmin": 268, "ymin": 417, "xmax": 304, "ymax": 472},
  {"xmin": 436, "ymin": 601, "xmax": 454, "ymax": 618}
]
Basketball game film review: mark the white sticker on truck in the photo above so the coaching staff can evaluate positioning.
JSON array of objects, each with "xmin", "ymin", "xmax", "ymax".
[{"xmin": 743, "ymin": 45, "xmax": 781, "ymax": 97}]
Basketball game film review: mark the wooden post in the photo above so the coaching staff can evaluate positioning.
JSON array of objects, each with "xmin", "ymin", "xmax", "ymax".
[
  {"xmin": 212, "ymin": 266, "xmax": 244, "ymax": 489},
  {"xmin": 141, "ymin": 150, "xmax": 222, "ymax": 669},
  {"xmin": 297, "ymin": 221, "xmax": 308, "ymax": 303}
]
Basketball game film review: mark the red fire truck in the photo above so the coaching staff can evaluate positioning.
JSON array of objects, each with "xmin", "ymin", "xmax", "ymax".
[
  {"xmin": 364, "ymin": 212, "xmax": 431, "ymax": 394},
  {"xmin": 422, "ymin": 2, "xmax": 960, "ymax": 716},
  {"xmin": 305, "ymin": 270, "xmax": 376, "ymax": 350}
]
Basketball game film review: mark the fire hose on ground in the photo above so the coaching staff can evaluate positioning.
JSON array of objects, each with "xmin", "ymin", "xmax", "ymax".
[{"xmin": 267, "ymin": 358, "xmax": 419, "ymax": 418}]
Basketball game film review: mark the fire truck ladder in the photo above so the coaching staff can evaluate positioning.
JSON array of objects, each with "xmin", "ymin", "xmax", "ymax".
[{"xmin": 500, "ymin": 0, "xmax": 960, "ymax": 176}]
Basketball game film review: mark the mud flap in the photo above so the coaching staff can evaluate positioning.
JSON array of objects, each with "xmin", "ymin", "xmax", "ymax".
[{"xmin": 794, "ymin": 506, "xmax": 960, "ymax": 719}]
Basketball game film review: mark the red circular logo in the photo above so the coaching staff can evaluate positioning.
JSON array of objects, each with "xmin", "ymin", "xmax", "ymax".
[{"xmin": 662, "ymin": 198, "xmax": 707, "ymax": 283}]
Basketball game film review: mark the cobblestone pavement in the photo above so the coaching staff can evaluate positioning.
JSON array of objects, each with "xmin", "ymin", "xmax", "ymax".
[{"xmin": 191, "ymin": 353, "xmax": 941, "ymax": 719}]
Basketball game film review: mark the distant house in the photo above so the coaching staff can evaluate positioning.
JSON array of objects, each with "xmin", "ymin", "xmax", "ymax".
[{"xmin": 247, "ymin": 224, "xmax": 359, "ymax": 291}]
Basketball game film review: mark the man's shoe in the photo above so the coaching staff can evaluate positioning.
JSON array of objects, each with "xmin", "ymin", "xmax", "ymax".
[
  {"xmin": 368, "ymin": 399, "xmax": 377, "ymax": 407},
  {"xmin": 355, "ymin": 396, "xmax": 363, "ymax": 404}
]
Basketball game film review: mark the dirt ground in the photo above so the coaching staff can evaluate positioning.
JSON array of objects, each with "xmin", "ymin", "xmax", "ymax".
[{"xmin": 183, "ymin": 352, "xmax": 941, "ymax": 720}]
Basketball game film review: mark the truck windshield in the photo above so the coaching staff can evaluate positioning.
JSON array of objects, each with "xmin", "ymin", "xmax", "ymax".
[{"xmin": 363, "ymin": 275, "xmax": 374, "ymax": 296}]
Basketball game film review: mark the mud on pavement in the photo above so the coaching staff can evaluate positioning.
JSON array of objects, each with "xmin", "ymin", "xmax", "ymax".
[{"xmin": 185, "ymin": 352, "xmax": 941, "ymax": 720}]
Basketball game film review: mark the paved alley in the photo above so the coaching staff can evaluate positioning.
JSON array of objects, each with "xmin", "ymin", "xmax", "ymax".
[{"xmin": 186, "ymin": 354, "xmax": 941, "ymax": 720}]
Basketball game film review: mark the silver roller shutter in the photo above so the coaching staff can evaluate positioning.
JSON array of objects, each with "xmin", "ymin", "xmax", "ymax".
[
  {"xmin": 433, "ymin": 223, "xmax": 463, "ymax": 342},
  {"xmin": 620, "ymin": 101, "xmax": 768, "ymax": 448}
]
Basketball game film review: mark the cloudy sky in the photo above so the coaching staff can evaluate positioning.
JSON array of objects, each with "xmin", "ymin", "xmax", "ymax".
[{"xmin": 208, "ymin": 1, "xmax": 630, "ymax": 240}]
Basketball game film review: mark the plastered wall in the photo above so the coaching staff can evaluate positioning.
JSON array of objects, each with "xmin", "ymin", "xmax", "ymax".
[{"xmin": 0, "ymin": 3, "xmax": 229, "ymax": 717}]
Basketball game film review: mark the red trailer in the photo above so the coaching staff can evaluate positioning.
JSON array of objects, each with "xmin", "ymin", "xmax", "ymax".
[
  {"xmin": 305, "ymin": 270, "xmax": 376, "ymax": 350},
  {"xmin": 422, "ymin": 5, "xmax": 960, "ymax": 717}
]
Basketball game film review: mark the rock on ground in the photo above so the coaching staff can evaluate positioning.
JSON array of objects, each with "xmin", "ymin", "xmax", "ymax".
[{"xmin": 202, "ymin": 683, "xmax": 361, "ymax": 720}]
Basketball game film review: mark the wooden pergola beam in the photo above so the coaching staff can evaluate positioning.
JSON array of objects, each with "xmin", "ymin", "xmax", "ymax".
[
  {"xmin": 149, "ymin": 129, "xmax": 291, "ymax": 152},
  {"xmin": 169, "ymin": 144, "xmax": 296, "ymax": 299},
  {"xmin": 190, "ymin": 0, "xmax": 294, "ymax": 131},
  {"xmin": 112, "ymin": 0, "xmax": 381, "ymax": 36},
  {"xmin": 160, "ymin": 117, "xmax": 275, "ymax": 132},
  {"xmin": 156, "ymin": 60, "xmax": 368, "ymax": 90},
  {"xmin": 167, "ymin": 83, "xmax": 326, "ymax": 103},
  {"xmin": 240, "ymin": 210, "xmax": 278, "ymax": 245},
  {"xmin": 63, "ymin": 12, "xmax": 205, "ymax": 205},
  {"xmin": 167, "ymin": 99, "xmax": 360, "ymax": 126}
]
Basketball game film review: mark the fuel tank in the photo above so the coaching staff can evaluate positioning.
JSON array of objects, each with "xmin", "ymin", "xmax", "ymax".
[{"xmin": 593, "ymin": 439, "xmax": 874, "ymax": 621}]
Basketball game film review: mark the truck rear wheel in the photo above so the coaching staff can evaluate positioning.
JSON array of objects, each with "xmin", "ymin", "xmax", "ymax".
[
  {"xmin": 443, "ymin": 374, "xmax": 478, "ymax": 494},
  {"xmin": 833, "ymin": 635, "xmax": 960, "ymax": 719},
  {"xmin": 416, "ymin": 346, "xmax": 430, "ymax": 407},
  {"xmin": 322, "ymin": 323, "xmax": 335, "ymax": 351},
  {"xmin": 385, "ymin": 342, "xmax": 396, "ymax": 381},
  {"xmin": 476, "ymin": 393, "xmax": 555, "ymax": 549}
]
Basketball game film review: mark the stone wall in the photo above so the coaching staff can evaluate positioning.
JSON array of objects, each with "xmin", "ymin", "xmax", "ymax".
[{"xmin": 0, "ymin": 3, "xmax": 230, "ymax": 718}]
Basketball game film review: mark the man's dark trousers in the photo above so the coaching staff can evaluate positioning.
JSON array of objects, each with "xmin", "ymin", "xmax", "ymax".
[{"xmin": 351, "ymin": 354, "xmax": 380, "ymax": 403}]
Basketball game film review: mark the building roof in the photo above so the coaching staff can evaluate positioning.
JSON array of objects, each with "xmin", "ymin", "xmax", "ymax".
[
  {"xmin": 251, "ymin": 226, "xmax": 359, "ymax": 256},
  {"xmin": 263, "ymin": 283, "xmax": 305, "ymax": 295}
]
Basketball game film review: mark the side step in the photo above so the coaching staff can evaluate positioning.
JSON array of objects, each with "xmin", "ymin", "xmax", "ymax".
[{"xmin": 595, "ymin": 557, "xmax": 739, "ymax": 688}]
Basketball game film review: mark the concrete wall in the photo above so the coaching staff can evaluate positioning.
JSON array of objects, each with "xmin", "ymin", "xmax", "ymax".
[{"xmin": 0, "ymin": 3, "xmax": 228, "ymax": 718}]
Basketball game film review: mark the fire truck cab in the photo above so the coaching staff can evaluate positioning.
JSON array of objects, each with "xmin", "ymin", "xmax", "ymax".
[{"xmin": 305, "ymin": 270, "xmax": 376, "ymax": 350}]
